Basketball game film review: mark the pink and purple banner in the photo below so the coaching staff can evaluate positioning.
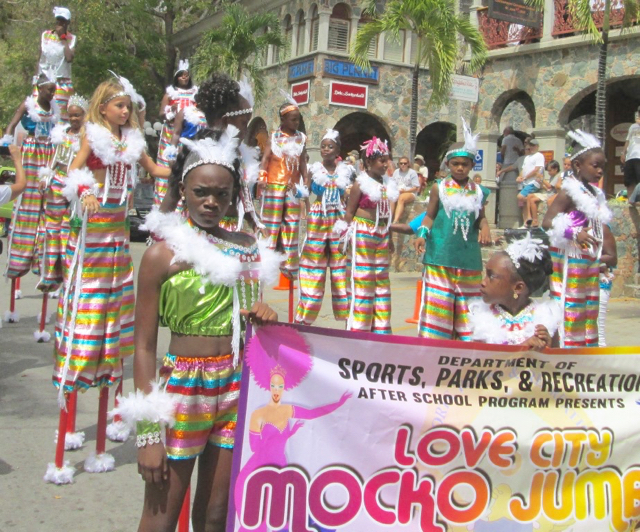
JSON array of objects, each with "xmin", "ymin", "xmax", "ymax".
[{"xmin": 229, "ymin": 324, "xmax": 640, "ymax": 531}]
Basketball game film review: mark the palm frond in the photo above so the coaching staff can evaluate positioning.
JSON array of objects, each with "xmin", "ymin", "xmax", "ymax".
[{"xmin": 568, "ymin": 0, "xmax": 603, "ymax": 42}]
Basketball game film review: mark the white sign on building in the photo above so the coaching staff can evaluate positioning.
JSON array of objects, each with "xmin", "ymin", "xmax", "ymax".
[{"xmin": 449, "ymin": 75, "xmax": 479, "ymax": 103}]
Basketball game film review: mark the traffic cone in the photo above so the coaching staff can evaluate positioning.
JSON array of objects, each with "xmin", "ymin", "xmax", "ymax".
[
  {"xmin": 405, "ymin": 280, "xmax": 423, "ymax": 325},
  {"xmin": 273, "ymin": 272, "xmax": 296, "ymax": 291}
]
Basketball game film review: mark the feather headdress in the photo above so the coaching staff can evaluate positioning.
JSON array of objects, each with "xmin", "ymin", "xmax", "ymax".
[
  {"xmin": 181, "ymin": 125, "xmax": 240, "ymax": 180},
  {"xmin": 38, "ymin": 67, "xmax": 58, "ymax": 86},
  {"xmin": 446, "ymin": 117, "xmax": 479, "ymax": 161},
  {"xmin": 360, "ymin": 136, "xmax": 389, "ymax": 158},
  {"xmin": 238, "ymin": 76, "xmax": 255, "ymax": 108},
  {"xmin": 505, "ymin": 233, "xmax": 546, "ymax": 270},
  {"xmin": 53, "ymin": 6, "xmax": 71, "ymax": 20},
  {"xmin": 279, "ymin": 88, "xmax": 299, "ymax": 116},
  {"xmin": 567, "ymin": 129, "xmax": 601, "ymax": 161},
  {"xmin": 107, "ymin": 71, "xmax": 146, "ymax": 109},
  {"xmin": 322, "ymin": 129, "xmax": 340, "ymax": 143},
  {"xmin": 175, "ymin": 59, "xmax": 189, "ymax": 75}
]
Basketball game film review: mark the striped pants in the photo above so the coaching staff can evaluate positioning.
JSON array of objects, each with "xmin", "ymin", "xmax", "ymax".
[
  {"xmin": 346, "ymin": 217, "xmax": 391, "ymax": 334},
  {"xmin": 418, "ymin": 264, "xmax": 482, "ymax": 341},
  {"xmin": 550, "ymin": 247, "xmax": 599, "ymax": 348},
  {"xmin": 261, "ymin": 183, "xmax": 301, "ymax": 277},
  {"xmin": 37, "ymin": 174, "xmax": 70, "ymax": 291},
  {"xmin": 295, "ymin": 205, "xmax": 349, "ymax": 325},
  {"xmin": 6, "ymin": 138, "xmax": 52, "ymax": 278},
  {"xmin": 154, "ymin": 122, "xmax": 174, "ymax": 206},
  {"xmin": 55, "ymin": 78, "xmax": 74, "ymax": 123}
]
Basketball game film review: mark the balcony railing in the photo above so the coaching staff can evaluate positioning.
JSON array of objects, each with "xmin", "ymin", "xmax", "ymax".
[{"xmin": 478, "ymin": 0, "xmax": 629, "ymax": 50}]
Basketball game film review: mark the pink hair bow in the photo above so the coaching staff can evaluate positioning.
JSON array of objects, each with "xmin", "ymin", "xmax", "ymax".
[{"xmin": 360, "ymin": 137, "xmax": 389, "ymax": 158}]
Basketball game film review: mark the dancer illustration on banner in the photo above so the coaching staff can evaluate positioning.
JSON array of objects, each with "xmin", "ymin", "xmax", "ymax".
[{"xmin": 234, "ymin": 326, "xmax": 351, "ymax": 532}]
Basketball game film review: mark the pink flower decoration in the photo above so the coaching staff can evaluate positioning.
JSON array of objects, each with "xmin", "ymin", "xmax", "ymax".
[{"xmin": 360, "ymin": 136, "xmax": 389, "ymax": 158}]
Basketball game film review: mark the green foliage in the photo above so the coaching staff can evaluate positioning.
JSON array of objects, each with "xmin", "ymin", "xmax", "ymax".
[
  {"xmin": 351, "ymin": 0, "xmax": 487, "ymax": 109},
  {"xmin": 0, "ymin": 0, "xmax": 215, "ymax": 126},
  {"xmin": 192, "ymin": 2, "xmax": 288, "ymax": 101}
]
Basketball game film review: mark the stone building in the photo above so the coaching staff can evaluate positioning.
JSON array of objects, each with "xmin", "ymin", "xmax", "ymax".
[{"xmin": 174, "ymin": 0, "xmax": 640, "ymax": 216}]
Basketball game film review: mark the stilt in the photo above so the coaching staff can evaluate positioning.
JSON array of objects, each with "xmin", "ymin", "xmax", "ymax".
[
  {"xmin": 178, "ymin": 485, "xmax": 191, "ymax": 532},
  {"xmin": 5, "ymin": 278, "xmax": 19, "ymax": 323},
  {"xmin": 61, "ymin": 390, "xmax": 85, "ymax": 450},
  {"xmin": 106, "ymin": 364, "xmax": 131, "ymax": 442},
  {"xmin": 405, "ymin": 280, "xmax": 423, "ymax": 325},
  {"xmin": 44, "ymin": 394, "xmax": 76, "ymax": 484},
  {"xmin": 288, "ymin": 282, "xmax": 295, "ymax": 324},
  {"xmin": 15, "ymin": 276, "xmax": 22, "ymax": 299},
  {"xmin": 84, "ymin": 386, "xmax": 115, "ymax": 473},
  {"xmin": 34, "ymin": 293, "xmax": 51, "ymax": 342}
]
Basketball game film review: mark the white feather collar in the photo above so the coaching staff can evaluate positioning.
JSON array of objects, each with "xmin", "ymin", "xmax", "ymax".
[
  {"xmin": 356, "ymin": 173, "xmax": 399, "ymax": 202},
  {"xmin": 562, "ymin": 176, "xmax": 612, "ymax": 225},
  {"xmin": 183, "ymin": 105, "xmax": 205, "ymax": 125},
  {"xmin": 50, "ymin": 124, "xmax": 68, "ymax": 145},
  {"xmin": 270, "ymin": 130, "xmax": 306, "ymax": 161},
  {"xmin": 239, "ymin": 143, "xmax": 260, "ymax": 187},
  {"xmin": 309, "ymin": 161, "xmax": 351, "ymax": 190},
  {"xmin": 438, "ymin": 178, "xmax": 483, "ymax": 218},
  {"xmin": 25, "ymin": 96, "xmax": 59, "ymax": 124},
  {"xmin": 166, "ymin": 85, "xmax": 198, "ymax": 101},
  {"xmin": 85, "ymin": 122, "xmax": 146, "ymax": 166}
]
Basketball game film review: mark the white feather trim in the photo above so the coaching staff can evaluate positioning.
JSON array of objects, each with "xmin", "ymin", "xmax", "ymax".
[
  {"xmin": 166, "ymin": 85, "xmax": 198, "ymax": 101},
  {"xmin": 181, "ymin": 125, "xmax": 240, "ymax": 173},
  {"xmin": 50, "ymin": 124, "xmax": 68, "ymax": 145},
  {"xmin": 55, "ymin": 430, "xmax": 85, "ymax": 450},
  {"xmin": 108, "ymin": 380, "xmax": 177, "ymax": 429},
  {"xmin": 270, "ymin": 130, "xmax": 306, "ymax": 162},
  {"xmin": 238, "ymin": 76, "xmax": 255, "ymax": 107},
  {"xmin": 164, "ymin": 145, "xmax": 178, "ymax": 161},
  {"xmin": 164, "ymin": 105, "xmax": 176, "ymax": 121},
  {"xmin": 535, "ymin": 298, "xmax": 563, "ymax": 337},
  {"xmin": 34, "ymin": 330, "xmax": 51, "ymax": 342},
  {"xmin": 257, "ymin": 239, "xmax": 285, "ymax": 287},
  {"xmin": 183, "ymin": 105, "xmax": 205, "ymax": 126},
  {"xmin": 84, "ymin": 452, "xmax": 115, "ymax": 473},
  {"xmin": 38, "ymin": 166, "xmax": 54, "ymax": 180},
  {"xmin": 44, "ymin": 462, "xmax": 75, "ymax": 484},
  {"xmin": 4, "ymin": 311, "xmax": 19, "ymax": 323},
  {"xmin": 0, "ymin": 134, "xmax": 14, "ymax": 145},
  {"xmin": 438, "ymin": 179, "xmax": 483, "ymax": 218},
  {"xmin": 25, "ymin": 96, "xmax": 59, "ymax": 124},
  {"xmin": 239, "ymin": 143, "xmax": 260, "ymax": 188},
  {"xmin": 85, "ymin": 123, "xmax": 146, "ymax": 167},
  {"xmin": 386, "ymin": 178, "xmax": 400, "ymax": 202},
  {"xmin": 15, "ymin": 290, "xmax": 22, "ymax": 300},
  {"xmin": 294, "ymin": 182, "xmax": 309, "ymax": 198},
  {"xmin": 548, "ymin": 212, "xmax": 582, "ymax": 257},
  {"xmin": 562, "ymin": 176, "xmax": 612, "ymax": 225},
  {"xmin": 356, "ymin": 173, "xmax": 384, "ymax": 201},
  {"xmin": 309, "ymin": 162, "xmax": 351, "ymax": 190},
  {"xmin": 106, "ymin": 421, "xmax": 131, "ymax": 442},
  {"xmin": 332, "ymin": 219, "xmax": 348, "ymax": 235},
  {"xmin": 63, "ymin": 168, "xmax": 96, "ymax": 203}
]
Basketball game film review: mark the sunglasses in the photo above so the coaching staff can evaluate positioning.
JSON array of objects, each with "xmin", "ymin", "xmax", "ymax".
[{"xmin": 399, "ymin": 161, "xmax": 409, "ymax": 165}]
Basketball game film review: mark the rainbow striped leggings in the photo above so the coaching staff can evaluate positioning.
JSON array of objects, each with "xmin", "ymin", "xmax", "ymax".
[
  {"xmin": 261, "ymin": 183, "xmax": 301, "ymax": 277},
  {"xmin": 346, "ymin": 217, "xmax": 391, "ymax": 334},
  {"xmin": 549, "ymin": 247, "xmax": 599, "ymax": 348},
  {"xmin": 295, "ymin": 204, "xmax": 349, "ymax": 325},
  {"xmin": 418, "ymin": 264, "xmax": 482, "ymax": 340}
]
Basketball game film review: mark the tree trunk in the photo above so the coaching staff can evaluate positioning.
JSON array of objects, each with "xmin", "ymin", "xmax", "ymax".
[
  {"xmin": 596, "ymin": 0, "xmax": 610, "ymax": 189},
  {"xmin": 409, "ymin": 62, "xmax": 419, "ymax": 160},
  {"xmin": 164, "ymin": 11, "xmax": 176, "ymax": 87}
]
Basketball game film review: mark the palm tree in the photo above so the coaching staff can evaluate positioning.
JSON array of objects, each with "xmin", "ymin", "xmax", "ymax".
[
  {"xmin": 351, "ymin": 0, "xmax": 487, "ymax": 159},
  {"xmin": 192, "ymin": 2, "xmax": 287, "ymax": 101}
]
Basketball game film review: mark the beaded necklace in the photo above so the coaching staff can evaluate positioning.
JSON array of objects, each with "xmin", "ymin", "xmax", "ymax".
[{"xmin": 438, "ymin": 178, "xmax": 483, "ymax": 241}]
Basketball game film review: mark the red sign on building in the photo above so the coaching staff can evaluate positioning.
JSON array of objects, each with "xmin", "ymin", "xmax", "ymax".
[
  {"xmin": 291, "ymin": 80, "xmax": 310, "ymax": 106},
  {"xmin": 329, "ymin": 81, "xmax": 368, "ymax": 109}
]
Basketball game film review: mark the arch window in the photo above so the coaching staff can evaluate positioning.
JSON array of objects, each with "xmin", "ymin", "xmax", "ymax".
[
  {"xmin": 328, "ymin": 3, "xmax": 351, "ymax": 53},
  {"xmin": 295, "ymin": 10, "xmax": 306, "ymax": 55},
  {"xmin": 310, "ymin": 5, "xmax": 319, "ymax": 52},
  {"xmin": 278, "ymin": 15, "xmax": 292, "ymax": 61}
]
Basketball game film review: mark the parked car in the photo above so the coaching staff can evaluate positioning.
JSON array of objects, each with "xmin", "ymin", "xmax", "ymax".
[{"xmin": 129, "ymin": 181, "xmax": 154, "ymax": 241}]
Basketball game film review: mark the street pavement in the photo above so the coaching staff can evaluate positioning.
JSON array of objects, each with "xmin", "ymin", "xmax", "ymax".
[{"xmin": 1, "ymin": 240, "xmax": 639, "ymax": 531}]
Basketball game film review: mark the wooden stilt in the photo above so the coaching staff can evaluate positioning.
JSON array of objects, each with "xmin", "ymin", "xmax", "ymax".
[
  {"xmin": 178, "ymin": 485, "xmax": 191, "ymax": 532},
  {"xmin": 96, "ymin": 387, "xmax": 109, "ymax": 455},
  {"xmin": 55, "ymin": 397, "xmax": 69, "ymax": 469}
]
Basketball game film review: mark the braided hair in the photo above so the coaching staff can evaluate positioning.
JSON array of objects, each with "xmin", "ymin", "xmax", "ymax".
[{"xmin": 195, "ymin": 73, "xmax": 241, "ymax": 125}]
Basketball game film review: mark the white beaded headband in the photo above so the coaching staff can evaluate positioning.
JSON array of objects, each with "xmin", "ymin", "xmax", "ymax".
[
  {"xmin": 568, "ymin": 129, "xmax": 601, "ymax": 161},
  {"xmin": 181, "ymin": 126, "xmax": 241, "ymax": 181},
  {"xmin": 68, "ymin": 94, "xmax": 89, "ymax": 112},
  {"xmin": 505, "ymin": 233, "xmax": 546, "ymax": 270},
  {"xmin": 222, "ymin": 77, "xmax": 255, "ymax": 118}
]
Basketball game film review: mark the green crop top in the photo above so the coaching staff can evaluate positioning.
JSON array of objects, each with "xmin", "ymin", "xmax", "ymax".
[{"xmin": 159, "ymin": 268, "xmax": 260, "ymax": 337}]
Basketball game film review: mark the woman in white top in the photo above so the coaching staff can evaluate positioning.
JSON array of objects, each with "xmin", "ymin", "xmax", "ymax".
[{"xmin": 390, "ymin": 156, "xmax": 420, "ymax": 223}]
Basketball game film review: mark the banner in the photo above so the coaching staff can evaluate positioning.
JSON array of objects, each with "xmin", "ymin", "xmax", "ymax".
[{"xmin": 229, "ymin": 325, "xmax": 640, "ymax": 532}]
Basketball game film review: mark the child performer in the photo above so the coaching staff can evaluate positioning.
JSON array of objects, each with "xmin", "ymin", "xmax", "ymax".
[
  {"xmin": 468, "ymin": 233, "xmax": 561, "ymax": 348},
  {"xmin": 2, "ymin": 72, "xmax": 58, "ymax": 322},
  {"xmin": 37, "ymin": 94, "xmax": 88, "ymax": 295},
  {"xmin": 45, "ymin": 75, "xmax": 170, "ymax": 484},
  {"xmin": 36, "ymin": 7, "xmax": 76, "ymax": 122},
  {"xmin": 155, "ymin": 59, "xmax": 198, "ymax": 205},
  {"xmin": 295, "ymin": 129, "xmax": 350, "ymax": 325},
  {"xmin": 342, "ymin": 137, "xmax": 398, "ymax": 334},
  {"xmin": 543, "ymin": 130, "xmax": 616, "ymax": 348},
  {"xmin": 111, "ymin": 129, "xmax": 281, "ymax": 531},
  {"xmin": 259, "ymin": 92, "xmax": 307, "ymax": 278},
  {"xmin": 414, "ymin": 118, "xmax": 492, "ymax": 340}
]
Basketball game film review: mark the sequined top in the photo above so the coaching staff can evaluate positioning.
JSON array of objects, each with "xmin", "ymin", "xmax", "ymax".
[
  {"xmin": 159, "ymin": 242, "xmax": 261, "ymax": 336},
  {"xmin": 266, "ymin": 129, "xmax": 306, "ymax": 185}
]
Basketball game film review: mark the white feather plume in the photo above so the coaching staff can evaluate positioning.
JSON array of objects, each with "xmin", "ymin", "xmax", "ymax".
[
  {"xmin": 322, "ymin": 129, "xmax": 340, "ymax": 142},
  {"xmin": 461, "ymin": 117, "xmax": 479, "ymax": 155},
  {"xmin": 238, "ymin": 76, "xmax": 255, "ymax": 107},
  {"xmin": 239, "ymin": 142, "xmax": 260, "ymax": 187},
  {"xmin": 176, "ymin": 59, "xmax": 189, "ymax": 73},
  {"xmin": 181, "ymin": 125, "xmax": 240, "ymax": 174},
  {"xmin": 567, "ymin": 129, "xmax": 601, "ymax": 155},
  {"xmin": 279, "ymin": 88, "xmax": 298, "ymax": 108},
  {"xmin": 108, "ymin": 70, "xmax": 145, "ymax": 108},
  {"xmin": 505, "ymin": 233, "xmax": 547, "ymax": 269}
]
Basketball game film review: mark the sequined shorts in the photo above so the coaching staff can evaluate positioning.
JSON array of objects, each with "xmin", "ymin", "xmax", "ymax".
[{"xmin": 160, "ymin": 353, "xmax": 242, "ymax": 460}]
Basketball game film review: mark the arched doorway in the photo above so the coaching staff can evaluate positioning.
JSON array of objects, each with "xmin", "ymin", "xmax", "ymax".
[
  {"xmin": 492, "ymin": 89, "xmax": 536, "ymax": 131},
  {"xmin": 415, "ymin": 122, "xmax": 456, "ymax": 180},
  {"xmin": 333, "ymin": 112, "xmax": 392, "ymax": 159}
]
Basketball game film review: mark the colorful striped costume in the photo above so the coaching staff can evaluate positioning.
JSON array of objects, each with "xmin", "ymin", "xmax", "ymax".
[
  {"xmin": 37, "ymin": 125, "xmax": 80, "ymax": 291},
  {"xmin": 143, "ymin": 210, "xmax": 282, "ymax": 459},
  {"xmin": 547, "ymin": 177, "xmax": 611, "ymax": 348},
  {"xmin": 39, "ymin": 31, "xmax": 76, "ymax": 122},
  {"xmin": 261, "ymin": 129, "xmax": 306, "ymax": 277},
  {"xmin": 295, "ymin": 161, "xmax": 350, "ymax": 325},
  {"xmin": 53, "ymin": 124, "xmax": 146, "ymax": 396},
  {"xmin": 418, "ymin": 178, "xmax": 484, "ymax": 340},
  {"xmin": 346, "ymin": 174, "xmax": 399, "ymax": 334},
  {"xmin": 155, "ymin": 85, "xmax": 198, "ymax": 205},
  {"xmin": 5, "ymin": 97, "xmax": 57, "ymax": 279}
]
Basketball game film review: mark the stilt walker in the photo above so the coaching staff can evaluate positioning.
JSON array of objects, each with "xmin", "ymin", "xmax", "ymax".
[
  {"xmin": 341, "ymin": 137, "xmax": 398, "ymax": 334},
  {"xmin": 259, "ymin": 91, "xmax": 307, "ymax": 278},
  {"xmin": 36, "ymin": 7, "xmax": 76, "ymax": 123},
  {"xmin": 35, "ymin": 95, "xmax": 87, "ymax": 341},
  {"xmin": 544, "ymin": 130, "xmax": 616, "ymax": 348},
  {"xmin": 295, "ymin": 129, "xmax": 350, "ymax": 325},
  {"xmin": 155, "ymin": 60, "xmax": 198, "ymax": 206},
  {"xmin": 3, "ymin": 72, "xmax": 58, "ymax": 321},
  {"xmin": 45, "ymin": 74, "xmax": 170, "ymax": 484}
]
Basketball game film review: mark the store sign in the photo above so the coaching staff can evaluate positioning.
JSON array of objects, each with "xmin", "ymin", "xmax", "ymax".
[
  {"xmin": 329, "ymin": 81, "xmax": 368, "ymax": 109},
  {"xmin": 324, "ymin": 59, "xmax": 379, "ymax": 85},
  {"xmin": 291, "ymin": 80, "xmax": 310, "ymax": 106},
  {"xmin": 540, "ymin": 150, "xmax": 554, "ymax": 166},
  {"xmin": 611, "ymin": 122, "xmax": 632, "ymax": 142},
  {"xmin": 450, "ymin": 74, "xmax": 479, "ymax": 103},
  {"xmin": 488, "ymin": 0, "xmax": 541, "ymax": 28},
  {"xmin": 288, "ymin": 59, "xmax": 315, "ymax": 81}
]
